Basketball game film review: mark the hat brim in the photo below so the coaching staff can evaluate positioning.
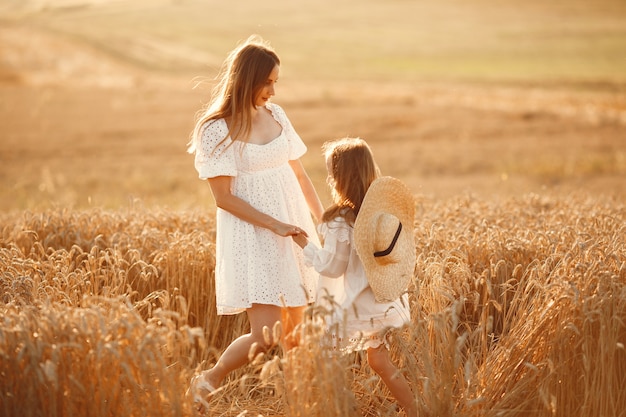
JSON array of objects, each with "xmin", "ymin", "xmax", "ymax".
[{"xmin": 354, "ymin": 177, "xmax": 416, "ymax": 302}]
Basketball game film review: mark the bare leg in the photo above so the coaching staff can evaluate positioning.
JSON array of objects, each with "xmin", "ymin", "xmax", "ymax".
[
  {"xmin": 367, "ymin": 345, "xmax": 418, "ymax": 417},
  {"xmin": 203, "ymin": 304, "xmax": 282, "ymax": 388},
  {"xmin": 281, "ymin": 305, "xmax": 306, "ymax": 350}
]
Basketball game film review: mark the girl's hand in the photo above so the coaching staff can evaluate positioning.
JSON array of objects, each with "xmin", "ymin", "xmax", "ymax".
[{"xmin": 291, "ymin": 232, "xmax": 309, "ymax": 249}]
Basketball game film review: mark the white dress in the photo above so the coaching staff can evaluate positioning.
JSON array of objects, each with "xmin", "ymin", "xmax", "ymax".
[
  {"xmin": 194, "ymin": 103, "xmax": 320, "ymax": 315},
  {"xmin": 302, "ymin": 216, "xmax": 411, "ymax": 351}
]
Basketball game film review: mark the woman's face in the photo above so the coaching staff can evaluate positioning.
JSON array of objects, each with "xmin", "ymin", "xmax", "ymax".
[{"xmin": 254, "ymin": 64, "xmax": 279, "ymax": 107}]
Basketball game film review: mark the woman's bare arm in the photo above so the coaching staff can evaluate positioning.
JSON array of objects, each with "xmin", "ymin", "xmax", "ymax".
[
  {"xmin": 207, "ymin": 176, "xmax": 304, "ymax": 237},
  {"xmin": 289, "ymin": 159, "xmax": 324, "ymax": 223}
]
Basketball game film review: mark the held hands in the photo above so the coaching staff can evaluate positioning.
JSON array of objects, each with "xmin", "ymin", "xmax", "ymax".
[
  {"xmin": 275, "ymin": 222, "xmax": 308, "ymax": 238},
  {"xmin": 274, "ymin": 222, "xmax": 309, "ymax": 248},
  {"xmin": 291, "ymin": 232, "xmax": 308, "ymax": 249}
]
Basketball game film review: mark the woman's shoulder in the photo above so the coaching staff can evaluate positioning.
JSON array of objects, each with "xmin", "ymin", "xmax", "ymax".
[
  {"xmin": 200, "ymin": 117, "xmax": 228, "ymax": 133},
  {"xmin": 199, "ymin": 118, "xmax": 230, "ymax": 146},
  {"xmin": 266, "ymin": 102, "xmax": 284, "ymax": 113},
  {"xmin": 266, "ymin": 102, "xmax": 287, "ymax": 122}
]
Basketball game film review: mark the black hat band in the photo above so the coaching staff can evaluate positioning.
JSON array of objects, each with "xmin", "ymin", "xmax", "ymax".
[{"xmin": 373, "ymin": 222, "xmax": 402, "ymax": 258}]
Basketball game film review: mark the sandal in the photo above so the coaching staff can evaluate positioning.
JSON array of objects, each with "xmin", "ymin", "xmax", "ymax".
[{"xmin": 187, "ymin": 372, "xmax": 216, "ymax": 411}]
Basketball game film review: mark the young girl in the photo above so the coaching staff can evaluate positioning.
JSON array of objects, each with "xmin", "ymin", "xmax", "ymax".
[
  {"xmin": 292, "ymin": 137, "xmax": 419, "ymax": 416},
  {"xmin": 186, "ymin": 36, "xmax": 323, "ymax": 406}
]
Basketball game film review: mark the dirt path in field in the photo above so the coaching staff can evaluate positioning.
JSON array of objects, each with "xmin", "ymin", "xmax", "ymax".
[{"xmin": 1, "ymin": 22, "xmax": 625, "ymax": 211}]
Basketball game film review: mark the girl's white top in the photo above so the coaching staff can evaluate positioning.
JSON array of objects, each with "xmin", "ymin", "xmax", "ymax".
[
  {"xmin": 303, "ymin": 216, "xmax": 410, "ymax": 351},
  {"xmin": 194, "ymin": 102, "xmax": 320, "ymax": 315}
]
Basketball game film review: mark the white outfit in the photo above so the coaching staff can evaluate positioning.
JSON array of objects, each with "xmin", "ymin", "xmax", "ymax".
[
  {"xmin": 194, "ymin": 103, "xmax": 319, "ymax": 315},
  {"xmin": 302, "ymin": 216, "xmax": 410, "ymax": 351}
]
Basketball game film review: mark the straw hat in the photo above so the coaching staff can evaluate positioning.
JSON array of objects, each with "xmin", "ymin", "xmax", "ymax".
[{"xmin": 354, "ymin": 176, "xmax": 416, "ymax": 303}]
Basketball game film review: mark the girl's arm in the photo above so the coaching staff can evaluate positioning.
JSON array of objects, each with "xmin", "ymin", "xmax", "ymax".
[
  {"xmin": 208, "ymin": 176, "xmax": 303, "ymax": 237},
  {"xmin": 293, "ymin": 225, "xmax": 350, "ymax": 278},
  {"xmin": 289, "ymin": 159, "xmax": 324, "ymax": 223}
]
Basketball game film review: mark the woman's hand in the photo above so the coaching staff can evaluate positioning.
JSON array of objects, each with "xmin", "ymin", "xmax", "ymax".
[
  {"xmin": 209, "ymin": 176, "xmax": 310, "ymax": 236},
  {"xmin": 275, "ymin": 222, "xmax": 309, "ymax": 238}
]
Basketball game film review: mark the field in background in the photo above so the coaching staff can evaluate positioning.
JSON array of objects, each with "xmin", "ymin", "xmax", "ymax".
[
  {"xmin": 1, "ymin": 1, "xmax": 626, "ymax": 416},
  {"xmin": 0, "ymin": 0, "xmax": 625, "ymax": 211},
  {"xmin": 3, "ymin": 0, "xmax": 626, "ymax": 81}
]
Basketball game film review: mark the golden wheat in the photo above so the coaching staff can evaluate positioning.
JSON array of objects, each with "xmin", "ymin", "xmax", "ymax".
[{"xmin": 1, "ymin": 193, "xmax": 624, "ymax": 417}]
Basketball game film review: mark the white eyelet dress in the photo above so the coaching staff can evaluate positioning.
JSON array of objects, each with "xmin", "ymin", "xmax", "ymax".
[
  {"xmin": 194, "ymin": 103, "xmax": 320, "ymax": 315},
  {"xmin": 303, "ymin": 217, "xmax": 411, "ymax": 352}
]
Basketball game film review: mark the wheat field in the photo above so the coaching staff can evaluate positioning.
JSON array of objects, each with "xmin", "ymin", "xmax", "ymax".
[
  {"xmin": 1, "ymin": 193, "xmax": 624, "ymax": 417},
  {"xmin": 2, "ymin": 0, "xmax": 626, "ymax": 416}
]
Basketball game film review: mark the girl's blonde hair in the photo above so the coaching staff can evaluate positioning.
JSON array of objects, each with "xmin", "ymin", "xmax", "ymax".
[
  {"xmin": 322, "ymin": 137, "xmax": 380, "ymax": 225},
  {"xmin": 187, "ymin": 35, "xmax": 280, "ymax": 153}
]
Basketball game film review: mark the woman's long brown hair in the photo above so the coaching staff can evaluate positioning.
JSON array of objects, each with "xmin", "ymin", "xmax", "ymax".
[{"xmin": 188, "ymin": 35, "xmax": 280, "ymax": 154}]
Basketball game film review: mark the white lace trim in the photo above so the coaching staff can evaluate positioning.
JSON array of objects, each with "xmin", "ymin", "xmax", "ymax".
[{"xmin": 323, "ymin": 217, "xmax": 352, "ymax": 244}]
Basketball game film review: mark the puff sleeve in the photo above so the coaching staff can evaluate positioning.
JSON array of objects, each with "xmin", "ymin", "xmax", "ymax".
[
  {"xmin": 193, "ymin": 119, "xmax": 237, "ymax": 180},
  {"xmin": 268, "ymin": 103, "xmax": 306, "ymax": 160},
  {"xmin": 302, "ymin": 219, "xmax": 352, "ymax": 278}
]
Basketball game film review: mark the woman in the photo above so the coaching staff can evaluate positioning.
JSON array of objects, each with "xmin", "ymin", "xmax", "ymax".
[{"xmin": 186, "ymin": 35, "xmax": 323, "ymax": 406}]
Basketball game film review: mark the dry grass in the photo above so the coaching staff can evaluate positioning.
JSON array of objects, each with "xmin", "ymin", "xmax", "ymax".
[
  {"xmin": 1, "ymin": 1, "xmax": 625, "ymax": 415},
  {"xmin": 1, "ymin": 193, "xmax": 624, "ymax": 416}
]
